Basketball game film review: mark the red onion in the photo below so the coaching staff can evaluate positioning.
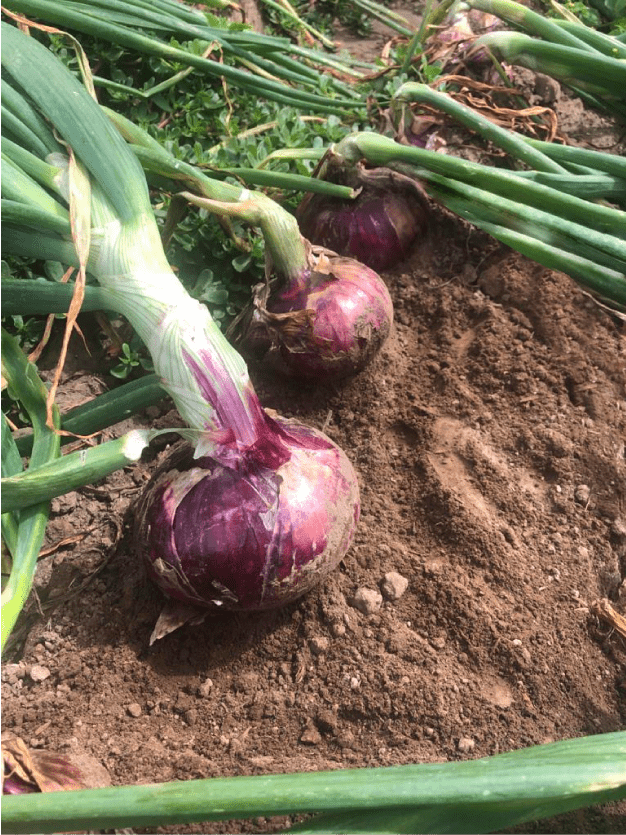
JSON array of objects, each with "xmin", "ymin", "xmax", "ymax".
[
  {"xmin": 0, "ymin": 39, "xmax": 361, "ymax": 639},
  {"xmin": 134, "ymin": 411, "xmax": 359, "ymax": 611},
  {"xmin": 235, "ymin": 242, "xmax": 394, "ymax": 380},
  {"xmin": 296, "ymin": 156, "xmax": 428, "ymax": 272},
  {"xmin": 424, "ymin": 8, "xmax": 501, "ymax": 70},
  {"xmin": 180, "ymin": 182, "xmax": 396, "ymax": 380},
  {"xmin": 82, "ymin": 193, "xmax": 363, "ymax": 625},
  {"xmin": 125, "ymin": 296, "xmax": 361, "ymax": 619},
  {"xmin": 182, "ymin": 186, "xmax": 394, "ymax": 381},
  {"xmin": 201, "ymin": 183, "xmax": 398, "ymax": 380}
]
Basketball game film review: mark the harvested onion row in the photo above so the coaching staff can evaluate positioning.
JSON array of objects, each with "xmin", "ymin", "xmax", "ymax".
[{"xmin": 293, "ymin": 75, "xmax": 625, "ymax": 310}]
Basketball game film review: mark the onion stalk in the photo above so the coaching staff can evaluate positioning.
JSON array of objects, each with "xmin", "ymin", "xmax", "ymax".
[
  {"xmin": 2, "ymin": 732, "xmax": 625, "ymax": 833},
  {"xmin": 520, "ymin": 139, "xmax": 626, "ymax": 182},
  {"xmin": 387, "ymin": 80, "xmax": 626, "ymax": 185},
  {"xmin": 391, "ymin": 83, "xmax": 568, "ymax": 175},
  {"xmin": 1, "ymin": 330, "xmax": 61, "ymax": 651},
  {"xmin": 474, "ymin": 31, "xmax": 626, "ymax": 99},
  {"xmin": 2, "ymin": 0, "xmax": 366, "ymax": 114},
  {"xmin": 1, "ymin": 429, "xmax": 175, "ymax": 515},
  {"xmin": 553, "ymin": 19, "xmax": 626, "ymax": 59},
  {"xmin": 1, "ymin": 22, "xmax": 360, "ymax": 619},
  {"xmin": 461, "ymin": 0, "xmax": 603, "ymax": 50},
  {"xmin": 349, "ymin": 0, "xmax": 415, "ymax": 36}
]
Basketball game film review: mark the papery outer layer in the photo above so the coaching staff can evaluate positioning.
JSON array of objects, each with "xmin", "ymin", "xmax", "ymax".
[{"xmin": 267, "ymin": 255, "xmax": 394, "ymax": 379}]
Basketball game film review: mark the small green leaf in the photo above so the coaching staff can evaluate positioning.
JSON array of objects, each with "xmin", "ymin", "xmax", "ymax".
[{"xmin": 231, "ymin": 253, "xmax": 252, "ymax": 272}]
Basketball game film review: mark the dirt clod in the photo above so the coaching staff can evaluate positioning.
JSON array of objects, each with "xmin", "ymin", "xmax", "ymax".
[
  {"xmin": 28, "ymin": 666, "xmax": 51, "ymax": 683},
  {"xmin": 457, "ymin": 737, "xmax": 475, "ymax": 753},
  {"xmin": 197, "ymin": 678, "xmax": 214, "ymax": 698},
  {"xmin": 300, "ymin": 724, "xmax": 322, "ymax": 745},
  {"xmin": 380, "ymin": 571, "xmax": 409, "ymax": 600},
  {"xmin": 309, "ymin": 636, "xmax": 330, "ymax": 655},
  {"xmin": 574, "ymin": 484, "xmax": 591, "ymax": 505}
]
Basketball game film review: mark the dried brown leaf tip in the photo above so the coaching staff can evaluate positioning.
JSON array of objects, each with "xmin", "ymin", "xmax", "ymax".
[{"xmin": 590, "ymin": 598, "xmax": 626, "ymax": 641}]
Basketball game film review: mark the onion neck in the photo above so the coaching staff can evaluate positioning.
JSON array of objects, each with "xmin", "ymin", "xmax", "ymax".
[
  {"xmin": 254, "ymin": 194, "xmax": 311, "ymax": 292},
  {"xmin": 90, "ymin": 209, "xmax": 281, "ymax": 464},
  {"xmin": 180, "ymin": 189, "xmax": 313, "ymax": 297}
]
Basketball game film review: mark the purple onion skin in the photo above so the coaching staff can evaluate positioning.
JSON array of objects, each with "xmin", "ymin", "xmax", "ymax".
[
  {"xmin": 134, "ymin": 413, "xmax": 360, "ymax": 611},
  {"xmin": 298, "ymin": 191, "xmax": 424, "ymax": 273},
  {"xmin": 2, "ymin": 752, "xmax": 83, "ymax": 794},
  {"xmin": 2, "ymin": 774, "xmax": 32, "ymax": 795},
  {"xmin": 268, "ymin": 257, "xmax": 394, "ymax": 380}
]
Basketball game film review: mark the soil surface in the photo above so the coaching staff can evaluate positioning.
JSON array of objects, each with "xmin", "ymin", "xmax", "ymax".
[
  {"xmin": 2, "ymin": 6, "xmax": 626, "ymax": 835},
  {"xmin": 4, "ymin": 207, "xmax": 626, "ymax": 832}
]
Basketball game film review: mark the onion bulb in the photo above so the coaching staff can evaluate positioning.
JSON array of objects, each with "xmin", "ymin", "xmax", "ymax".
[
  {"xmin": 296, "ymin": 155, "xmax": 428, "ymax": 272},
  {"xmin": 234, "ymin": 241, "xmax": 394, "ymax": 380},
  {"xmin": 176, "ymin": 186, "xmax": 395, "ymax": 381},
  {"xmin": 423, "ymin": 8, "xmax": 501, "ymax": 71},
  {"xmin": 134, "ymin": 412, "xmax": 359, "ymax": 611}
]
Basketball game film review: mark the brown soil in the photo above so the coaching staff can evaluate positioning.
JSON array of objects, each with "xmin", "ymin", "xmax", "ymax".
[
  {"xmin": 4, "ymin": 204, "xmax": 626, "ymax": 832},
  {"xmin": 2, "ymin": 8, "xmax": 626, "ymax": 835}
]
